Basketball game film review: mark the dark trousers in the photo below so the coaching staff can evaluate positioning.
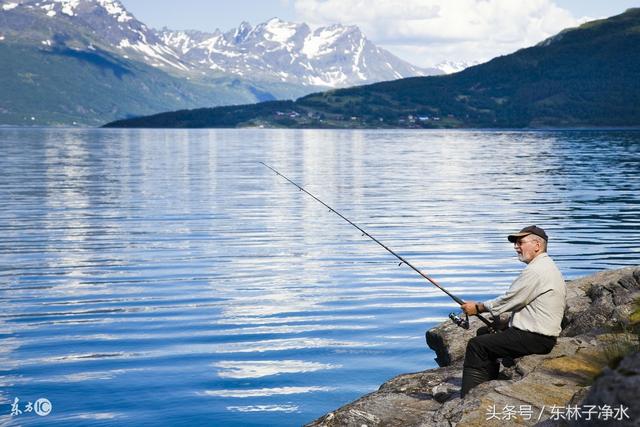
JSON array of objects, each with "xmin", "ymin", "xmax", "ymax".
[{"xmin": 461, "ymin": 327, "xmax": 556, "ymax": 397}]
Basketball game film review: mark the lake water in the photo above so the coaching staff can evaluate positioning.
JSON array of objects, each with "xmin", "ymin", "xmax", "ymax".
[{"xmin": 1, "ymin": 128, "xmax": 639, "ymax": 426}]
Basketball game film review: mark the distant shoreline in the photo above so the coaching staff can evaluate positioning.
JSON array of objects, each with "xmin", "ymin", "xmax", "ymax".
[{"xmin": 2, "ymin": 125, "xmax": 640, "ymax": 131}]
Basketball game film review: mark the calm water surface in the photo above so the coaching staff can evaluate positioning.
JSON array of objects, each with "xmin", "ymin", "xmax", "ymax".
[{"xmin": 0, "ymin": 129, "xmax": 639, "ymax": 426}]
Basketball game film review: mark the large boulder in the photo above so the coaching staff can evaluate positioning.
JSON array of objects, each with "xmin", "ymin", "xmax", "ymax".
[
  {"xmin": 568, "ymin": 349, "xmax": 640, "ymax": 426},
  {"xmin": 307, "ymin": 333, "xmax": 638, "ymax": 427},
  {"xmin": 562, "ymin": 266, "xmax": 640, "ymax": 337}
]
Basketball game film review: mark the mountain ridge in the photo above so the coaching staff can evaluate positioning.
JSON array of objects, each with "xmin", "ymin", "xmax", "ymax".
[
  {"xmin": 156, "ymin": 17, "xmax": 440, "ymax": 87},
  {"xmin": 0, "ymin": 0, "xmax": 439, "ymax": 125},
  {"xmin": 103, "ymin": 8, "xmax": 640, "ymax": 129}
]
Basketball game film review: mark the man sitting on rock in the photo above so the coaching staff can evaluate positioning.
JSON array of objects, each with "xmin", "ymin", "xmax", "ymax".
[{"xmin": 459, "ymin": 225, "xmax": 566, "ymax": 398}]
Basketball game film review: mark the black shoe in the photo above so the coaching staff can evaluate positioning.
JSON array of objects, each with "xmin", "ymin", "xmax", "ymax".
[
  {"xmin": 488, "ymin": 361, "xmax": 500, "ymax": 380},
  {"xmin": 461, "ymin": 367, "xmax": 490, "ymax": 398}
]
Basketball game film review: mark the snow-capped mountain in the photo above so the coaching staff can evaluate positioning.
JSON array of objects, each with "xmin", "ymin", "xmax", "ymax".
[
  {"xmin": 0, "ymin": 0, "xmax": 441, "ymax": 87},
  {"xmin": 0, "ymin": 0, "xmax": 191, "ymax": 70},
  {"xmin": 0, "ymin": 0, "xmax": 455, "ymax": 126},
  {"xmin": 159, "ymin": 18, "xmax": 442, "ymax": 87},
  {"xmin": 434, "ymin": 60, "xmax": 480, "ymax": 74}
]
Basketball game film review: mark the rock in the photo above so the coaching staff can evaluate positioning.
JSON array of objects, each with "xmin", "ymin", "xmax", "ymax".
[
  {"xmin": 568, "ymin": 350, "xmax": 640, "ymax": 426},
  {"xmin": 425, "ymin": 316, "xmax": 479, "ymax": 367},
  {"xmin": 426, "ymin": 314, "xmax": 513, "ymax": 368},
  {"xmin": 562, "ymin": 266, "xmax": 640, "ymax": 337},
  {"xmin": 305, "ymin": 266, "xmax": 640, "ymax": 427}
]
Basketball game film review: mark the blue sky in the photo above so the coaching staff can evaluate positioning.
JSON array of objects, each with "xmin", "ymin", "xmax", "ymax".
[{"xmin": 121, "ymin": 0, "xmax": 640, "ymax": 67}]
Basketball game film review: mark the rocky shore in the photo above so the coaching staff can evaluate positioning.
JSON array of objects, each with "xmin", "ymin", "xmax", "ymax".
[{"xmin": 306, "ymin": 266, "xmax": 640, "ymax": 426}]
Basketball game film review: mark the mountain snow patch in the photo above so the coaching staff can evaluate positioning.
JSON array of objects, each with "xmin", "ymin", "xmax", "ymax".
[
  {"xmin": 435, "ymin": 60, "xmax": 479, "ymax": 74},
  {"xmin": 52, "ymin": 0, "xmax": 81, "ymax": 17},
  {"xmin": 40, "ymin": 3, "xmax": 57, "ymax": 16},
  {"xmin": 302, "ymin": 27, "xmax": 344, "ymax": 58},
  {"xmin": 96, "ymin": 0, "xmax": 132, "ymax": 23},
  {"xmin": 263, "ymin": 18, "xmax": 298, "ymax": 43},
  {"xmin": 118, "ymin": 38, "xmax": 189, "ymax": 71}
]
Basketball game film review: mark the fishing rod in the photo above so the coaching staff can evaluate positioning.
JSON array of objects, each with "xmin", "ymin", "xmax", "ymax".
[{"xmin": 260, "ymin": 162, "xmax": 494, "ymax": 330}]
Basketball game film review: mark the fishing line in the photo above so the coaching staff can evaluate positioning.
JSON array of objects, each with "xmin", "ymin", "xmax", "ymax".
[{"xmin": 260, "ymin": 161, "xmax": 493, "ymax": 329}]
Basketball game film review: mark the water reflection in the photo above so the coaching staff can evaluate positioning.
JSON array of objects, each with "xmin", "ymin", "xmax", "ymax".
[
  {"xmin": 0, "ymin": 128, "xmax": 638, "ymax": 426},
  {"xmin": 226, "ymin": 405, "xmax": 299, "ymax": 413},
  {"xmin": 214, "ymin": 360, "xmax": 340, "ymax": 379},
  {"xmin": 201, "ymin": 386, "xmax": 334, "ymax": 398}
]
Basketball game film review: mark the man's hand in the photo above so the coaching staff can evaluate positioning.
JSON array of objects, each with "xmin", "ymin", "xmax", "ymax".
[{"xmin": 461, "ymin": 301, "xmax": 484, "ymax": 316}]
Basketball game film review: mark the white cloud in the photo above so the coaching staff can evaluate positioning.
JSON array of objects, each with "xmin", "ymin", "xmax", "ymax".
[{"xmin": 293, "ymin": 0, "xmax": 588, "ymax": 67}]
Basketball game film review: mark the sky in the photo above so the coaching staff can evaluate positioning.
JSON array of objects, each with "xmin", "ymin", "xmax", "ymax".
[{"xmin": 121, "ymin": 0, "xmax": 640, "ymax": 67}]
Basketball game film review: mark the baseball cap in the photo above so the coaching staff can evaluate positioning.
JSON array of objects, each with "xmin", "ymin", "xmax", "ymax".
[{"xmin": 507, "ymin": 225, "xmax": 548, "ymax": 243}]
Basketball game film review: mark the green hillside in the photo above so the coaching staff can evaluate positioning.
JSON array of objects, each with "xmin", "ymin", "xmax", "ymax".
[
  {"xmin": 0, "ymin": 0, "xmax": 322, "ymax": 127},
  {"xmin": 105, "ymin": 8, "xmax": 640, "ymax": 129},
  {"xmin": 0, "ymin": 42, "xmax": 312, "ymax": 126}
]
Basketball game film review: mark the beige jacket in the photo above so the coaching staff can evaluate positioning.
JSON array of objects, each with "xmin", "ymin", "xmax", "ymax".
[{"xmin": 484, "ymin": 253, "xmax": 566, "ymax": 337}]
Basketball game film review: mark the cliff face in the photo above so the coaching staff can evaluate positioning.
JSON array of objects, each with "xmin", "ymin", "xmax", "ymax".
[{"xmin": 306, "ymin": 266, "xmax": 640, "ymax": 427}]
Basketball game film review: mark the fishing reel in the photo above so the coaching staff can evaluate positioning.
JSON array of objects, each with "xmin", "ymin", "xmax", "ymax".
[{"xmin": 449, "ymin": 312, "xmax": 470, "ymax": 329}]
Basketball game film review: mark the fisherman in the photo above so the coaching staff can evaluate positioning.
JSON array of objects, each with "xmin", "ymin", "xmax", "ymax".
[{"xmin": 459, "ymin": 225, "xmax": 566, "ymax": 398}]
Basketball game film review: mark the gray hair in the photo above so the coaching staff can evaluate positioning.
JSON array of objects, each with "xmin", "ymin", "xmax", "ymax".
[{"xmin": 530, "ymin": 234, "xmax": 548, "ymax": 252}]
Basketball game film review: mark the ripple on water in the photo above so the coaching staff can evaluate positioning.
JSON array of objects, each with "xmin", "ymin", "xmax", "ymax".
[{"xmin": 1, "ymin": 128, "xmax": 639, "ymax": 426}]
